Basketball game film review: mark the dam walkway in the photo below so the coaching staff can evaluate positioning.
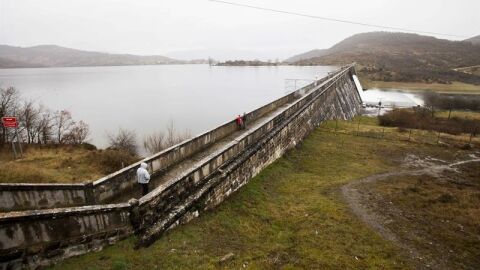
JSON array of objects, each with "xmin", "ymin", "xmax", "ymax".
[{"xmin": 109, "ymin": 101, "xmax": 293, "ymax": 204}]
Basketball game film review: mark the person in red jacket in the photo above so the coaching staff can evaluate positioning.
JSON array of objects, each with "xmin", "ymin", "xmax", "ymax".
[{"xmin": 236, "ymin": 114, "xmax": 244, "ymax": 130}]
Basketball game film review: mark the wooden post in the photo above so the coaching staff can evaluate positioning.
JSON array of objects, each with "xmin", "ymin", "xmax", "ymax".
[
  {"xmin": 335, "ymin": 119, "xmax": 338, "ymax": 132},
  {"xmin": 381, "ymin": 128, "xmax": 385, "ymax": 139},
  {"xmin": 437, "ymin": 131, "xmax": 441, "ymax": 144},
  {"xmin": 11, "ymin": 140, "xmax": 17, "ymax": 159},
  {"xmin": 469, "ymin": 125, "xmax": 476, "ymax": 144},
  {"xmin": 408, "ymin": 129, "xmax": 412, "ymax": 141}
]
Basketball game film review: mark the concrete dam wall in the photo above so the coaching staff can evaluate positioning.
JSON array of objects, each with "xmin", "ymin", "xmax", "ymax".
[{"xmin": 0, "ymin": 64, "xmax": 362, "ymax": 269}]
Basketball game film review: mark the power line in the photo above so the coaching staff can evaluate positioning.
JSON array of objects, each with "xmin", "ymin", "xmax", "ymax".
[{"xmin": 208, "ymin": 0, "xmax": 469, "ymax": 39}]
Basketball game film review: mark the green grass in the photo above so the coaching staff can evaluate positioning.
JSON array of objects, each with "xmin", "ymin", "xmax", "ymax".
[
  {"xmin": 50, "ymin": 124, "xmax": 470, "ymax": 270},
  {"xmin": 324, "ymin": 115, "xmax": 480, "ymax": 148}
]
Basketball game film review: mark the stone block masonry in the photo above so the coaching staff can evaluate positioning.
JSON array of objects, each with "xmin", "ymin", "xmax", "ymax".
[{"xmin": 0, "ymin": 64, "xmax": 362, "ymax": 269}]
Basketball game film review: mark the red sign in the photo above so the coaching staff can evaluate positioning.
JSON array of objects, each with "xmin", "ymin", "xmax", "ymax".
[{"xmin": 1, "ymin": 117, "xmax": 18, "ymax": 128}]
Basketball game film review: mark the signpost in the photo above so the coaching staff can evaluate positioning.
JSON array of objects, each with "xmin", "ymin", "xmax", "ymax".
[
  {"xmin": 1, "ymin": 117, "xmax": 23, "ymax": 159},
  {"xmin": 2, "ymin": 117, "xmax": 18, "ymax": 128}
]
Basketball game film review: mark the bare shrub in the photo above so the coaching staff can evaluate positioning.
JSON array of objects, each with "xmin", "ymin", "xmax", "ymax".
[
  {"xmin": 107, "ymin": 128, "xmax": 138, "ymax": 155},
  {"xmin": 422, "ymin": 92, "xmax": 480, "ymax": 112},
  {"xmin": 36, "ymin": 105, "xmax": 54, "ymax": 144},
  {"xmin": 63, "ymin": 121, "xmax": 90, "ymax": 144},
  {"xmin": 19, "ymin": 100, "xmax": 40, "ymax": 144},
  {"xmin": 143, "ymin": 121, "xmax": 191, "ymax": 154},
  {"xmin": 53, "ymin": 110, "xmax": 75, "ymax": 143},
  {"xmin": 143, "ymin": 132, "xmax": 165, "ymax": 154},
  {"xmin": 92, "ymin": 149, "xmax": 138, "ymax": 174},
  {"xmin": 379, "ymin": 108, "xmax": 480, "ymax": 135}
]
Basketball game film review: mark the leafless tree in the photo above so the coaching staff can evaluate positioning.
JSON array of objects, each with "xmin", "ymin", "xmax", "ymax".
[
  {"xmin": 36, "ymin": 105, "xmax": 53, "ymax": 144},
  {"xmin": 63, "ymin": 121, "xmax": 90, "ymax": 144},
  {"xmin": 1, "ymin": 87, "xmax": 92, "ymax": 146},
  {"xmin": 143, "ymin": 131, "xmax": 165, "ymax": 154},
  {"xmin": 20, "ymin": 100, "xmax": 40, "ymax": 143},
  {"xmin": 0, "ymin": 87, "xmax": 20, "ymax": 144},
  {"xmin": 143, "ymin": 121, "xmax": 191, "ymax": 154},
  {"xmin": 107, "ymin": 128, "xmax": 138, "ymax": 155},
  {"xmin": 53, "ymin": 110, "xmax": 75, "ymax": 143}
]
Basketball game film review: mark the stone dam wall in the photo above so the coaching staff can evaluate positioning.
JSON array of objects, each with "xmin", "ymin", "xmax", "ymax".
[{"xmin": 0, "ymin": 65, "xmax": 362, "ymax": 269}]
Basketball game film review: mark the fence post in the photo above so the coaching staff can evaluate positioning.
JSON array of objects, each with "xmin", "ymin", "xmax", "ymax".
[
  {"xmin": 437, "ymin": 131, "xmax": 441, "ymax": 144},
  {"xmin": 335, "ymin": 119, "xmax": 338, "ymax": 133},
  {"xmin": 381, "ymin": 128, "xmax": 385, "ymax": 139},
  {"xmin": 11, "ymin": 140, "xmax": 17, "ymax": 159},
  {"xmin": 15, "ymin": 126, "xmax": 23, "ymax": 158},
  {"xmin": 469, "ymin": 126, "xmax": 476, "ymax": 144},
  {"xmin": 408, "ymin": 129, "xmax": 412, "ymax": 141}
]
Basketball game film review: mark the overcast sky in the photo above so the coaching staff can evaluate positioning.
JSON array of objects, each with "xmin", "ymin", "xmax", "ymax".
[{"xmin": 1, "ymin": 0, "xmax": 479, "ymax": 60}]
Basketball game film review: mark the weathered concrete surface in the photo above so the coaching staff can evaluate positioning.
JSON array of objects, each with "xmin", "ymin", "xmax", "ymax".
[
  {"xmin": 0, "ymin": 203, "xmax": 132, "ymax": 269},
  {"xmin": 0, "ymin": 64, "xmax": 362, "ymax": 269},
  {"xmin": 0, "ymin": 183, "xmax": 91, "ymax": 212}
]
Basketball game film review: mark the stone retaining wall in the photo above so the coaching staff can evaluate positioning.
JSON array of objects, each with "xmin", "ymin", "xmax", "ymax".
[{"xmin": 0, "ymin": 203, "xmax": 132, "ymax": 269}]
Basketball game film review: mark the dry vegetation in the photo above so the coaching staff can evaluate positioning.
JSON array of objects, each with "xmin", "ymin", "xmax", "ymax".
[
  {"xmin": 378, "ymin": 108, "xmax": 480, "ymax": 136},
  {"xmin": 356, "ymin": 161, "xmax": 480, "ymax": 270},
  {"xmin": 0, "ymin": 144, "xmax": 139, "ymax": 183},
  {"xmin": 143, "ymin": 121, "xmax": 191, "ymax": 155}
]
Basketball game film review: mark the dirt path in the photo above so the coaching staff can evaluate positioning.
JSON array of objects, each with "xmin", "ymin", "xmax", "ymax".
[{"xmin": 341, "ymin": 156, "xmax": 480, "ymax": 270}]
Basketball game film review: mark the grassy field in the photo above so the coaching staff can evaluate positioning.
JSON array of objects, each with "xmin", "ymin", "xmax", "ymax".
[
  {"xmin": 436, "ymin": 110, "xmax": 480, "ymax": 120},
  {"xmin": 0, "ymin": 145, "xmax": 137, "ymax": 183},
  {"xmin": 360, "ymin": 162, "xmax": 480, "ymax": 269},
  {"xmin": 326, "ymin": 114, "xmax": 480, "ymax": 148},
  {"xmin": 360, "ymin": 79, "xmax": 480, "ymax": 94},
  {"xmin": 49, "ymin": 119, "xmax": 475, "ymax": 270}
]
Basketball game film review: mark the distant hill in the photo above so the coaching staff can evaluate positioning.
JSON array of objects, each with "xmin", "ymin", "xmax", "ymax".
[
  {"xmin": 216, "ymin": 60, "xmax": 279, "ymax": 66},
  {"xmin": 287, "ymin": 32, "xmax": 480, "ymax": 85},
  {"xmin": 0, "ymin": 45, "xmax": 187, "ymax": 68},
  {"xmin": 465, "ymin": 35, "xmax": 480, "ymax": 46},
  {"xmin": 283, "ymin": 49, "xmax": 328, "ymax": 63}
]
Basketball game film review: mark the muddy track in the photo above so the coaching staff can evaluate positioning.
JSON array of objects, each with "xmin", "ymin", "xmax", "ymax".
[{"xmin": 341, "ymin": 157, "xmax": 480, "ymax": 270}]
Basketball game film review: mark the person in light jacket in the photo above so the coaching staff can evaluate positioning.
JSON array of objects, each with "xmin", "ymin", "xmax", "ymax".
[{"xmin": 137, "ymin": 162, "xmax": 151, "ymax": 196}]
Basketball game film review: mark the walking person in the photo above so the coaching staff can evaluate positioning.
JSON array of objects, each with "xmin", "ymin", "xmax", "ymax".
[
  {"xmin": 242, "ymin": 112, "xmax": 247, "ymax": 129},
  {"xmin": 137, "ymin": 162, "xmax": 151, "ymax": 196},
  {"xmin": 236, "ymin": 114, "xmax": 244, "ymax": 130}
]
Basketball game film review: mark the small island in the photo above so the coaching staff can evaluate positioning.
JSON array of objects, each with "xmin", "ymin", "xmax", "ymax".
[{"xmin": 216, "ymin": 60, "xmax": 282, "ymax": 66}]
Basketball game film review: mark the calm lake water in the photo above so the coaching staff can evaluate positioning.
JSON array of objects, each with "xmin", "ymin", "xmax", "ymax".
[{"xmin": 0, "ymin": 65, "xmax": 336, "ymax": 149}]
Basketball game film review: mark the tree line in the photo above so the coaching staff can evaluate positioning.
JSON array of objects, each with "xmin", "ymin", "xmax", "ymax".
[
  {"xmin": 0, "ymin": 86, "xmax": 89, "ymax": 147},
  {"xmin": 1, "ymin": 85, "xmax": 192, "ymax": 159}
]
